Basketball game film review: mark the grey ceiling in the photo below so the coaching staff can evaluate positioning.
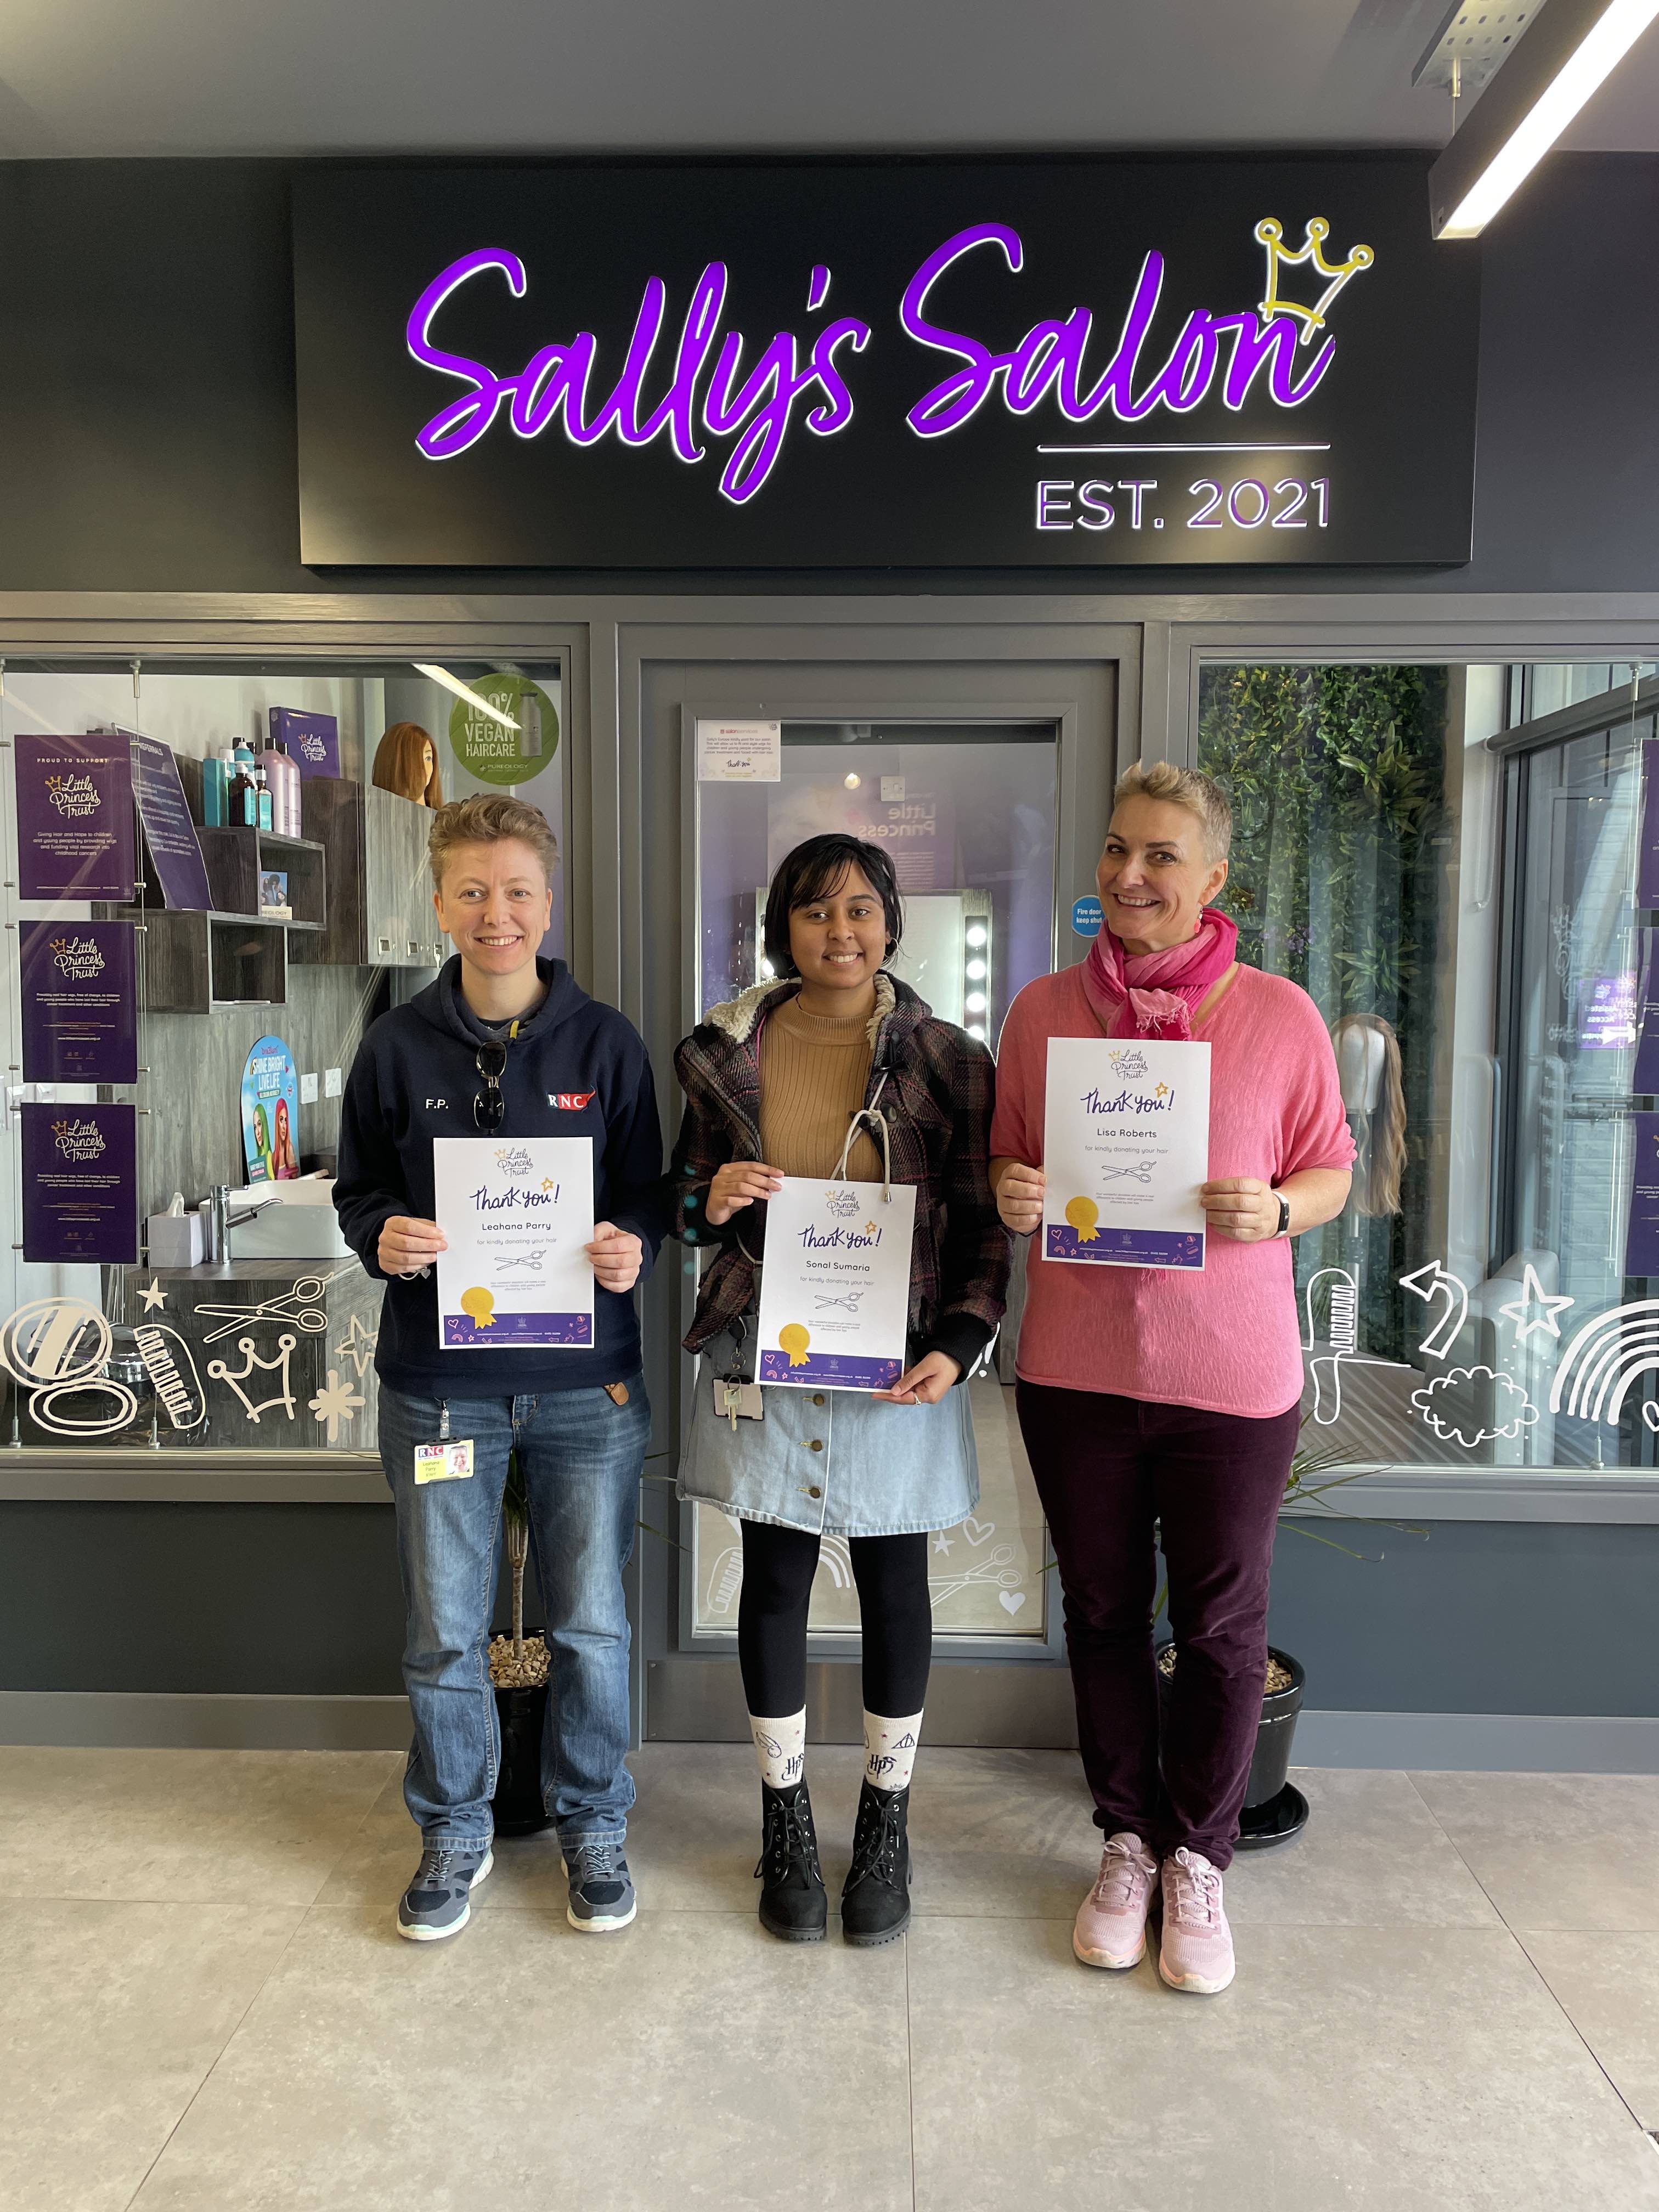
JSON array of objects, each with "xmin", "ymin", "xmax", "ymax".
[{"xmin": 4, "ymin": 0, "xmax": 1658, "ymax": 159}]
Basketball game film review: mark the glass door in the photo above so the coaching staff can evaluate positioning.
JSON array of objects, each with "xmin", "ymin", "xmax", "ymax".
[{"xmin": 688, "ymin": 720, "xmax": 1059, "ymax": 1649}]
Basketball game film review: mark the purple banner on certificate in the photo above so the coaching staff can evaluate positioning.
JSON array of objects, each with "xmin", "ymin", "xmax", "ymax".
[
  {"xmin": 21, "ymin": 1101, "xmax": 139, "ymax": 1265},
  {"xmin": 131, "ymin": 735, "xmax": 213, "ymax": 911},
  {"xmin": 20, "ymin": 921, "xmax": 139, "ymax": 1085},
  {"xmin": 1045, "ymin": 1224, "xmax": 1206, "ymax": 1269},
  {"xmin": 269, "ymin": 708, "xmax": 340, "ymax": 778},
  {"xmin": 14, "ymin": 734, "xmax": 136, "ymax": 901},
  {"xmin": 758, "ymin": 1349, "xmax": 902, "ymax": 1389},
  {"xmin": 1627, "ymin": 1113, "xmax": 1659, "ymax": 1278},
  {"xmin": 442, "ymin": 1311, "xmax": 593, "ymax": 1347}
]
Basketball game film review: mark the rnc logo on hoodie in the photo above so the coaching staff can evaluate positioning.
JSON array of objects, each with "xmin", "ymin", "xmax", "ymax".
[{"xmin": 548, "ymin": 1092, "xmax": 596, "ymax": 1110}]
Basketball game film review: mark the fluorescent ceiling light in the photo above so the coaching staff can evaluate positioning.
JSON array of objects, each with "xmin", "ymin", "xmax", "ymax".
[
  {"xmin": 1429, "ymin": 0, "xmax": 1659, "ymax": 238},
  {"xmin": 411, "ymin": 662, "xmax": 520, "ymax": 730}
]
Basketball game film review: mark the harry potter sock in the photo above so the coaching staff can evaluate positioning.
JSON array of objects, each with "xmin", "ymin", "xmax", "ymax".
[
  {"xmin": 862, "ymin": 1708, "xmax": 923, "ymax": 1793},
  {"xmin": 750, "ymin": 1708, "xmax": 807, "ymax": 1791}
]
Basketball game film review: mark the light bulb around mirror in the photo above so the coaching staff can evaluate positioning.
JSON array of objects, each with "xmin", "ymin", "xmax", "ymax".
[{"xmin": 965, "ymin": 958, "xmax": 987, "ymax": 980}]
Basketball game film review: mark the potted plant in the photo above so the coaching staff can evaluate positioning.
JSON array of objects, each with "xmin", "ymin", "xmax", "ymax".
[
  {"xmin": 1152, "ymin": 1432, "xmax": 1421, "ymax": 1850},
  {"xmin": 488, "ymin": 1449, "xmax": 553, "ymax": 1837}
]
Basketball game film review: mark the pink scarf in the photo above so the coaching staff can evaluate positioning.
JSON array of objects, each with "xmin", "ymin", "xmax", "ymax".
[{"xmin": 1081, "ymin": 907, "xmax": 1239, "ymax": 1040}]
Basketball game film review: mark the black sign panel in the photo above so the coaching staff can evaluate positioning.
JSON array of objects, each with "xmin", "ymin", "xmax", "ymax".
[{"xmin": 293, "ymin": 160, "xmax": 1478, "ymax": 569}]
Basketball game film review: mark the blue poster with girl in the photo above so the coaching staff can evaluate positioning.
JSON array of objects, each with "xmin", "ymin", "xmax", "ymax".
[{"xmin": 240, "ymin": 1034, "xmax": 301, "ymax": 1184}]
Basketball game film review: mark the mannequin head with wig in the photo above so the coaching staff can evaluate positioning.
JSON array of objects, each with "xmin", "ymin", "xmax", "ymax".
[{"xmin": 372, "ymin": 723, "xmax": 443, "ymax": 807}]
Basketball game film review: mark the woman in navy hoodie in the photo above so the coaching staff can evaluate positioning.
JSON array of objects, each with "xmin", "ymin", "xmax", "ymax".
[{"xmin": 335, "ymin": 793, "xmax": 667, "ymax": 1945}]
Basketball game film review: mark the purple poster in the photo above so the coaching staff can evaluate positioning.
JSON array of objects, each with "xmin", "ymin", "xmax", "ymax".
[
  {"xmin": 1643, "ymin": 741, "xmax": 1659, "ymax": 909},
  {"xmin": 269, "ymin": 707, "xmax": 340, "ymax": 778},
  {"xmin": 21, "ymin": 1102, "xmax": 139, "ymax": 1265},
  {"xmin": 14, "ymin": 734, "xmax": 136, "ymax": 901},
  {"xmin": 20, "ymin": 922, "xmax": 139, "ymax": 1085},
  {"xmin": 131, "ymin": 736, "xmax": 213, "ymax": 911},
  {"xmin": 1638, "ymin": 931, "xmax": 1659, "ymax": 1093},
  {"xmin": 1627, "ymin": 1113, "xmax": 1659, "ymax": 1278}
]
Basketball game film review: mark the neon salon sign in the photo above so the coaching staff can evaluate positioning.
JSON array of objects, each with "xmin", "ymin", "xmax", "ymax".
[{"xmin": 407, "ymin": 217, "xmax": 1374, "ymax": 505}]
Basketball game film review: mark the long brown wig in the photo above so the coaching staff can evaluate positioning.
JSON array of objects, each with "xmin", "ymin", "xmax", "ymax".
[{"xmin": 372, "ymin": 722, "xmax": 443, "ymax": 806}]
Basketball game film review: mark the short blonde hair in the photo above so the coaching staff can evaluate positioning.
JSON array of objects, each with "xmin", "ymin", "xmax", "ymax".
[
  {"xmin": 1112, "ymin": 760, "xmax": 1232, "ymax": 862},
  {"xmin": 428, "ymin": 794, "xmax": 559, "ymax": 890}
]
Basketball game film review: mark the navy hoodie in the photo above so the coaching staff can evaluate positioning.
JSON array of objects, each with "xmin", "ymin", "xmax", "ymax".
[{"xmin": 334, "ymin": 956, "xmax": 669, "ymax": 1393}]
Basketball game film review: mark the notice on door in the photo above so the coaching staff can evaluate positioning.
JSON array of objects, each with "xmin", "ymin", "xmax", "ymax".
[{"xmin": 696, "ymin": 720, "xmax": 781, "ymax": 782}]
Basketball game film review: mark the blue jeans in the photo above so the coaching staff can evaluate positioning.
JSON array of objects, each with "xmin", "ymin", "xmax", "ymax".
[{"xmin": 377, "ymin": 1377, "xmax": 650, "ymax": 1848}]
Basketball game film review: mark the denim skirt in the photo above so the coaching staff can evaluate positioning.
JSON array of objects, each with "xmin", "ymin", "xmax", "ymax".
[{"xmin": 678, "ymin": 1349, "xmax": 979, "ymax": 1539}]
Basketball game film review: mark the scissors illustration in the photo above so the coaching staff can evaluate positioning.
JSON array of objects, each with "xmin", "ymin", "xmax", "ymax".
[
  {"xmin": 929, "ymin": 1542, "xmax": 1020, "ymax": 1607},
  {"xmin": 194, "ymin": 1267, "xmax": 345, "ymax": 1346},
  {"xmin": 1099, "ymin": 1162, "xmax": 1155, "ymax": 1186},
  {"xmin": 814, "ymin": 1290, "xmax": 866, "ymax": 1313}
]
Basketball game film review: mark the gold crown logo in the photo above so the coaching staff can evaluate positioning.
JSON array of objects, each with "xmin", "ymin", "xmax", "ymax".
[{"xmin": 1255, "ymin": 217, "xmax": 1374, "ymax": 345}]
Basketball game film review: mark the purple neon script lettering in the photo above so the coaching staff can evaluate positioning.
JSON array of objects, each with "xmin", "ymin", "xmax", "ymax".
[
  {"xmin": 704, "ymin": 329, "xmax": 802, "ymax": 501},
  {"xmin": 1133, "ymin": 309, "xmax": 1221, "ymax": 415},
  {"xmin": 634, "ymin": 262, "xmax": 727, "ymax": 461},
  {"xmin": 510, "ymin": 336, "xmax": 597, "ymax": 438},
  {"xmin": 408, "ymin": 248, "xmax": 526, "ymax": 459},
  {"xmin": 901, "ymin": 222, "xmax": 1024, "ymax": 436},
  {"xmin": 804, "ymin": 318, "xmax": 870, "ymax": 433},
  {"xmin": 1216, "ymin": 313, "xmax": 1334, "ymax": 410},
  {"xmin": 575, "ymin": 275, "xmax": 670, "ymax": 445},
  {"xmin": 806, "ymin": 264, "xmax": 831, "ymax": 312}
]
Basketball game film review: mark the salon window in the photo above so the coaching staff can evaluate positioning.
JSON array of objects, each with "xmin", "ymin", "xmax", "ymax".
[{"xmin": 1199, "ymin": 660, "xmax": 1659, "ymax": 1479}]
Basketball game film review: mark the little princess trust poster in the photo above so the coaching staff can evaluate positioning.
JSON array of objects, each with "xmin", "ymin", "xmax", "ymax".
[
  {"xmin": 20, "ymin": 921, "xmax": 138, "ymax": 1085},
  {"xmin": 20, "ymin": 1102, "xmax": 139, "ymax": 1265},
  {"xmin": 14, "ymin": 733, "xmax": 136, "ymax": 901},
  {"xmin": 1042, "ymin": 1036, "xmax": 1210, "ymax": 1269}
]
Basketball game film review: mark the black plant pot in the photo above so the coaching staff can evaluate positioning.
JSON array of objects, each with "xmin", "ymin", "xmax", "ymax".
[
  {"xmin": 492, "ymin": 1677, "xmax": 554, "ymax": 1837},
  {"xmin": 1156, "ymin": 1642, "xmax": 1310, "ymax": 1853},
  {"xmin": 1235, "ymin": 1646, "xmax": 1308, "ymax": 1852}
]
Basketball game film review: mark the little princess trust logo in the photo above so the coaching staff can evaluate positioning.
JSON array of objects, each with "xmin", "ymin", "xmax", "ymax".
[
  {"xmin": 494, "ymin": 1146, "xmax": 535, "ymax": 1178},
  {"xmin": 1104, "ymin": 1047, "xmax": 1149, "ymax": 1079},
  {"xmin": 49, "ymin": 935, "xmax": 107, "ymax": 981},
  {"xmin": 51, "ymin": 1117, "xmax": 106, "ymax": 1163},
  {"xmin": 43, "ymin": 774, "xmax": 100, "ymax": 818}
]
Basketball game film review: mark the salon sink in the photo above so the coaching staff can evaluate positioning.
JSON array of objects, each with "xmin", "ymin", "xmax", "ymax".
[{"xmin": 228, "ymin": 1178, "xmax": 352, "ymax": 1260}]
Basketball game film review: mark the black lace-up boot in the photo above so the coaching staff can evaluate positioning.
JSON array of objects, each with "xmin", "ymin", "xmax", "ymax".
[
  {"xmin": 840, "ymin": 1779, "xmax": 912, "ymax": 1945},
  {"xmin": 755, "ymin": 1779, "xmax": 828, "ymax": 1942}
]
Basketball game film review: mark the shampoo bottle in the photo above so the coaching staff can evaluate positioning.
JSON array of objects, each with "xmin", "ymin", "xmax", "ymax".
[{"xmin": 201, "ymin": 750, "xmax": 228, "ymax": 827}]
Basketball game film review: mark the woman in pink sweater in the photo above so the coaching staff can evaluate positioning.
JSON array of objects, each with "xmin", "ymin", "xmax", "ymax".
[{"xmin": 990, "ymin": 761, "xmax": 1353, "ymax": 1996}]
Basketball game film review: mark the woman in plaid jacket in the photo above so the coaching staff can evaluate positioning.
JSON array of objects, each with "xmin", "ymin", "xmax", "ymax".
[{"xmin": 670, "ymin": 832, "xmax": 1009, "ymax": 1948}]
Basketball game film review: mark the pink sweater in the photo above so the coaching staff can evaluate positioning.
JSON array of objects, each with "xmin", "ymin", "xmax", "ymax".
[{"xmin": 991, "ymin": 963, "xmax": 1356, "ymax": 1418}]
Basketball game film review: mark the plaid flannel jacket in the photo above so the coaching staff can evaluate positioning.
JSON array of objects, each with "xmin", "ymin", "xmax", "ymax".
[{"xmin": 669, "ymin": 973, "xmax": 1011, "ymax": 1376}]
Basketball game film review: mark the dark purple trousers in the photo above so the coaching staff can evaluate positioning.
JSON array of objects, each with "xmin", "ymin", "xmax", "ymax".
[{"xmin": 1015, "ymin": 1380, "xmax": 1300, "ymax": 1872}]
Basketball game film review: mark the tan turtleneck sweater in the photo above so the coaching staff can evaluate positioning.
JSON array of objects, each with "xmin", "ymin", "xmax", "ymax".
[{"xmin": 759, "ymin": 994, "xmax": 884, "ymax": 1182}]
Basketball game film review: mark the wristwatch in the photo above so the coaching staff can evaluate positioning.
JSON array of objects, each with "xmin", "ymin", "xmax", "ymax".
[{"xmin": 1272, "ymin": 1192, "xmax": 1291, "ymax": 1238}]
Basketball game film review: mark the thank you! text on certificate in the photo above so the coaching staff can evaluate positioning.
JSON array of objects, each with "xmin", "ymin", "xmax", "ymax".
[
  {"xmin": 433, "ymin": 1135, "xmax": 596, "ymax": 1347},
  {"xmin": 1041, "ymin": 1037, "xmax": 1211, "ymax": 1270},
  {"xmin": 755, "ymin": 1175, "xmax": 918, "ymax": 1391}
]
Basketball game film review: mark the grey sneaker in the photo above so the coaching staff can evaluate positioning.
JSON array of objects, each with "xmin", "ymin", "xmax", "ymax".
[
  {"xmin": 396, "ymin": 1842, "xmax": 493, "ymax": 1942},
  {"xmin": 563, "ymin": 1836, "xmax": 637, "ymax": 1932}
]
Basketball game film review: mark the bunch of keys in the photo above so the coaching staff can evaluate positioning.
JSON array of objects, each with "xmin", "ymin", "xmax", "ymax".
[{"xmin": 718, "ymin": 1378, "xmax": 764, "ymax": 1430}]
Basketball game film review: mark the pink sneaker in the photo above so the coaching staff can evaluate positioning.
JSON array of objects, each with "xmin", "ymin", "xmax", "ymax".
[
  {"xmin": 1157, "ymin": 1847, "xmax": 1235, "ymax": 1994},
  {"xmin": 1073, "ymin": 1831, "xmax": 1158, "ymax": 1971}
]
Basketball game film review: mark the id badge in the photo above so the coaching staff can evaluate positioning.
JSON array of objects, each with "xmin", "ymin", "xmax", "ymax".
[{"xmin": 415, "ymin": 1438, "xmax": 476, "ymax": 1484}]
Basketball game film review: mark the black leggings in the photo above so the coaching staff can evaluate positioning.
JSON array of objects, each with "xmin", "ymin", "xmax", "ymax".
[{"xmin": 737, "ymin": 1520, "xmax": 933, "ymax": 1718}]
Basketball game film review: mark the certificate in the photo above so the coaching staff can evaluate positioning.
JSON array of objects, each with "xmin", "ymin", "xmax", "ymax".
[
  {"xmin": 433, "ymin": 1136, "xmax": 595, "ymax": 1348},
  {"xmin": 755, "ymin": 1175, "xmax": 918, "ymax": 1391},
  {"xmin": 1041, "ymin": 1037, "xmax": 1210, "ymax": 1270}
]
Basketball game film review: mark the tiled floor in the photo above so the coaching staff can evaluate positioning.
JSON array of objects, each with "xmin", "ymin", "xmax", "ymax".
[{"xmin": 3, "ymin": 1747, "xmax": 1658, "ymax": 2210}]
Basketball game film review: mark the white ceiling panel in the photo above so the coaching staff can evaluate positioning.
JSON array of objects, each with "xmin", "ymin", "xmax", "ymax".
[{"xmin": 1, "ymin": 1, "xmax": 1656, "ymax": 159}]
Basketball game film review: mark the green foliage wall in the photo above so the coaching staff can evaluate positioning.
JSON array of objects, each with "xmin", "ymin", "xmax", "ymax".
[{"xmin": 1197, "ymin": 664, "xmax": 1450, "ymax": 1357}]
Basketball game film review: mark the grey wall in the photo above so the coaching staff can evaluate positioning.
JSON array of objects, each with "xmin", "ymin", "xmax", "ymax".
[{"xmin": 0, "ymin": 153, "xmax": 1656, "ymax": 599}]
